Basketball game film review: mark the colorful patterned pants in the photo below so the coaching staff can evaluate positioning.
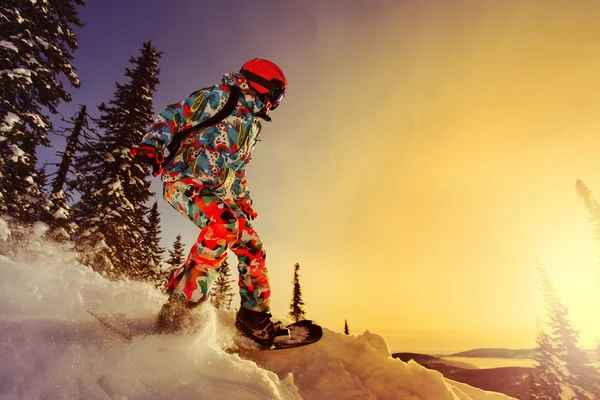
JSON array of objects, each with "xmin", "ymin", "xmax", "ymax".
[{"xmin": 163, "ymin": 176, "xmax": 270, "ymax": 312}]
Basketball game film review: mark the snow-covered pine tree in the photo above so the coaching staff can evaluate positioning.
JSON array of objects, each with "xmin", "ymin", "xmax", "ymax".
[
  {"xmin": 0, "ymin": 0, "xmax": 83, "ymax": 229},
  {"xmin": 33, "ymin": 163, "xmax": 52, "ymax": 223},
  {"xmin": 210, "ymin": 259, "xmax": 235, "ymax": 310},
  {"xmin": 288, "ymin": 263, "xmax": 306, "ymax": 322},
  {"xmin": 47, "ymin": 105, "xmax": 94, "ymax": 242},
  {"xmin": 534, "ymin": 261, "xmax": 600, "ymax": 399},
  {"xmin": 344, "ymin": 319, "xmax": 349, "ymax": 335},
  {"xmin": 36, "ymin": 163, "xmax": 49, "ymax": 199},
  {"xmin": 141, "ymin": 201, "xmax": 165, "ymax": 285},
  {"xmin": 165, "ymin": 234, "xmax": 186, "ymax": 271},
  {"xmin": 71, "ymin": 41, "xmax": 162, "ymax": 279}
]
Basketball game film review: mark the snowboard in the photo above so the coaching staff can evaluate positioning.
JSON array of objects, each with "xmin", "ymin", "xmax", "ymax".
[
  {"xmin": 249, "ymin": 319, "xmax": 323, "ymax": 351},
  {"xmin": 87, "ymin": 310, "xmax": 323, "ymax": 350}
]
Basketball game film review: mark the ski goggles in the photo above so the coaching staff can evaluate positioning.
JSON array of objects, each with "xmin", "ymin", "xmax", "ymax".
[
  {"xmin": 241, "ymin": 70, "xmax": 287, "ymax": 109},
  {"xmin": 268, "ymin": 85, "xmax": 286, "ymax": 110}
]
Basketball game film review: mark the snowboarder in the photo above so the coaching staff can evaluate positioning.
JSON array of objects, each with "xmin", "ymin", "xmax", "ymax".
[{"xmin": 131, "ymin": 58, "xmax": 289, "ymax": 347}]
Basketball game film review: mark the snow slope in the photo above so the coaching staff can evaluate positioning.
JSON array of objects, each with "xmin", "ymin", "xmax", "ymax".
[{"xmin": 0, "ymin": 230, "xmax": 515, "ymax": 400}]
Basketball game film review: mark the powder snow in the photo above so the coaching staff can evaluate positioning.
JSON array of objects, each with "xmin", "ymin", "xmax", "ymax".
[{"xmin": 0, "ymin": 232, "xmax": 515, "ymax": 400}]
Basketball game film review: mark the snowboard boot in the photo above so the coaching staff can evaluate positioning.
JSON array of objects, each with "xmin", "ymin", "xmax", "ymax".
[
  {"xmin": 235, "ymin": 307, "xmax": 291, "ymax": 348},
  {"xmin": 156, "ymin": 295, "xmax": 200, "ymax": 334}
]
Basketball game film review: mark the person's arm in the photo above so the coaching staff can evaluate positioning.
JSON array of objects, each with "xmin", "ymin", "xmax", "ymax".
[
  {"xmin": 140, "ymin": 88, "xmax": 220, "ymax": 150},
  {"xmin": 140, "ymin": 101, "xmax": 188, "ymax": 151},
  {"xmin": 231, "ymin": 157, "xmax": 252, "ymax": 203}
]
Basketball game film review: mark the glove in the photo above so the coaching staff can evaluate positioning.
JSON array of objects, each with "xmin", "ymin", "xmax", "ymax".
[
  {"xmin": 237, "ymin": 199, "xmax": 258, "ymax": 220},
  {"xmin": 130, "ymin": 145, "xmax": 164, "ymax": 177}
]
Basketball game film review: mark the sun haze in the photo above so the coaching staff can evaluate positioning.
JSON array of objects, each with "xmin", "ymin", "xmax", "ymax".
[
  {"xmin": 57, "ymin": 0, "xmax": 600, "ymax": 353},
  {"xmin": 253, "ymin": 0, "xmax": 600, "ymax": 353}
]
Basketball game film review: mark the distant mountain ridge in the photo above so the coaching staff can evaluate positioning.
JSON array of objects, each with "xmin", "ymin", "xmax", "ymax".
[
  {"xmin": 447, "ymin": 348, "xmax": 536, "ymax": 359},
  {"xmin": 392, "ymin": 350, "xmax": 535, "ymax": 399},
  {"xmin": 392, "ymin": 352, "xmax": 479, "ymax": 370}
]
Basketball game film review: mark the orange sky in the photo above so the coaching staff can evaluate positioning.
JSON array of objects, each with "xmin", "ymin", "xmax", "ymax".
[{"xmin": 153, "ymin": 0, "xmax": 600, "ymax": 353}]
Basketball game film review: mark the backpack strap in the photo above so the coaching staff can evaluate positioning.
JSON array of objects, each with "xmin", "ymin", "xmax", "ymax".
[{"xmin": 163, "ymin": 85, "xmax": 241, "ymax": 167}]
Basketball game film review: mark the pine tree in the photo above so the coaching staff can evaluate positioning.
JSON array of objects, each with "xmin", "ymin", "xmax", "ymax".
[
  {"xmin": 530, "ymin": 320, "xmax": 564, "ymax": 400},
  {"xmin": 36, "ymin": 163, "xmax": 49, "ymax": 199},
  {"xmin": 141, "ymin": 201, "xmax": 165, "ymax": 285},
  {"xmin": 46, "ymin": 105, "xmax": 94, "ymax": 242},
  {"xmin": 34, "ymin": 163, "xmax": 52, "ymax": 224},
  {"xmin": 51, "ymin": 106, "xmax": 91, "ymax": 198},
  {"xmin": 575, "ymin": 180, "xmax": 600, "ymax": 236},
  {"xmin": 344, "ymin": 319, "xmax": 350, "ymax": 335},
  {"xmin": 165, "ymin": 234, "xmax": 186, "ymax": 271},
  {"xmin": 531, "ymin": 263, "xmax": 571, "ymax": 399},
  {"xmin": 575, "ymin": 179, "xmax": 600, "ymax": 364},
  {"xmin": 210, "ymin": 260, "xmax": 235, "ymax": 310},
  {"xmin": 0, "ymin": 0, "xmax": 84, "ymax": 228},
  {"xmin": 71, "ymin": 41, "xmax": 162, "ymax": 279},
  {"xmin": 532, "ymin": 261, "xmax": 600, "ymax": 399},
  {"xmin": 288, "ymin": 263, "xmax": 306, "ymax": 322}
]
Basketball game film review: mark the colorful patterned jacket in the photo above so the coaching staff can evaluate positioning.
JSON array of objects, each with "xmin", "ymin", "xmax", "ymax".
[{"xmin": 140, "ymin": 72, "xmax": 266, "ymax": 203}]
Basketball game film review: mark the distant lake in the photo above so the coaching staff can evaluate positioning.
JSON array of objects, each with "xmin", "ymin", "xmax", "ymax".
[{"xmin": 441, "ymin": 357, "xmax": 537, "ymax": 369}]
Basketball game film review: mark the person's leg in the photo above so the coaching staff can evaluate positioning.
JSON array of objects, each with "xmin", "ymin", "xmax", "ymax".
[
  {"xmin": 226, "ymin": 204, "xmax": 290, "ymax": 346},
  {"xmin": 162, "ymin": 177, "xmax": 238, "ymax": 303},
  {"xmin": 228, "ymin": 205, "xmax": 271, "ymax": 313}
]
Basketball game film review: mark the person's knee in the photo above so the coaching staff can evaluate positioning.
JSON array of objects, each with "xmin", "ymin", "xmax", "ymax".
[{"xmin": 234, "ymin": 220, "xmax": 264, "ymax": 256}]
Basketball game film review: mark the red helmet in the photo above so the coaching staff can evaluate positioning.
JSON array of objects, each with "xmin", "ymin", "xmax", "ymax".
[{"xmin": 240, "ymin": 58, "xmax": 287, "ymax": 109}]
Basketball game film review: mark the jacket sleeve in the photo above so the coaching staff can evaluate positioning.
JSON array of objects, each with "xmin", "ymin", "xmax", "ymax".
[
  {"xmin": 140, "ymin": 87, "xmax": 219, "ymax": 150},
  {"xmin": 231, "ymin": 156, "xmax": 252, "ymax": 202},
  {"xmin": 140, "ymin": 101, "xmax": 188, "ymax": 151}
]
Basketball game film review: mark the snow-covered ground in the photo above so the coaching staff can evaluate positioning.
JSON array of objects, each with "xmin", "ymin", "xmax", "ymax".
[{"xmin": 0, "ymin": 228, "xmax": 515, "ymax": 400}]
